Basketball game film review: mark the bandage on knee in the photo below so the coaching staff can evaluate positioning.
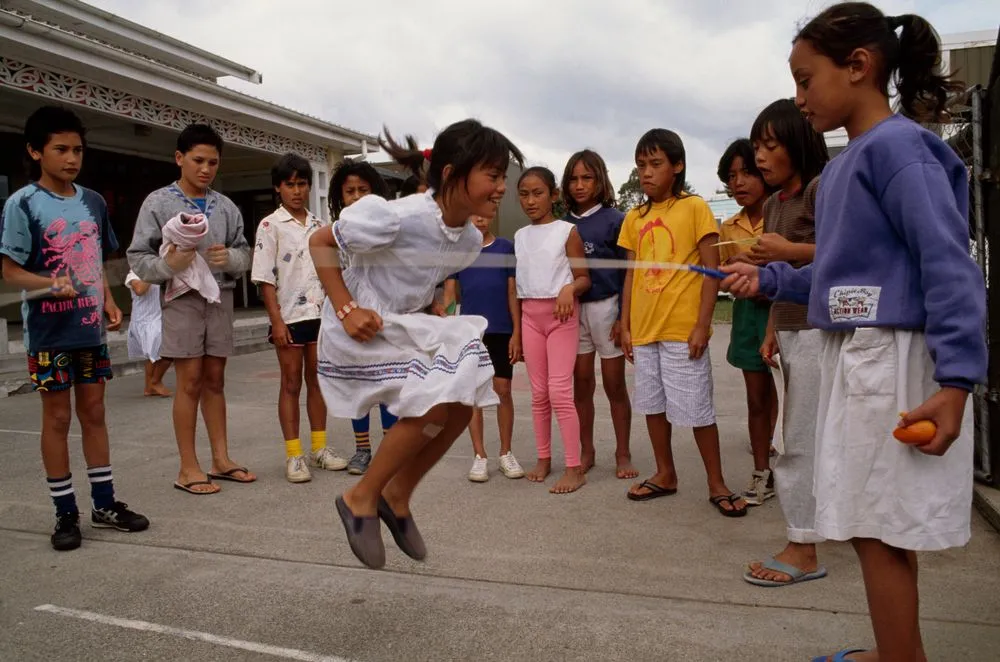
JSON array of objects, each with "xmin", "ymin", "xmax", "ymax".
[{"xmin": 422, "ymin": 423, "xmax": 445, "ymax": 438}]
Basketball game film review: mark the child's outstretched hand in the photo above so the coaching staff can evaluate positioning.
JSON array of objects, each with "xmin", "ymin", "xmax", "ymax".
[
  {"xmin": 104, "ymin": 298, "xmax": 123, "ymax": 332},
  {"xmin": 554, "ymin": 285, "xmax": 575, "ymax": 322},
  {"xmin": 50, "ymin": 275, "xmax": 77, "ymax": 299},
  {"xmin": 720, "ymin": 262, "xmax": 760, "ymax": 298},
  {"xmin": 342, "ymin": 307, "xmax": 383, "ymax": 343},
  {"xmin": 898, "ymin": 387, "xmax": 969, "ymax": 456}
]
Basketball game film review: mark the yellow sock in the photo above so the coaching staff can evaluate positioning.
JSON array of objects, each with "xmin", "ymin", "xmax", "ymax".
[
  {"xmin": 285, "ymin": 438, "xmax": 302, "ymax": 459},
  {"xmin": 310, "ymin": 430, "xmax": 327, "ymax": 454}
]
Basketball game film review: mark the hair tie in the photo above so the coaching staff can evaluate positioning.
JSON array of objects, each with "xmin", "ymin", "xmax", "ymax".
[
  {"xmin": 421, "ymin": 148, "xmax": 432, "ymax": 161},
  {"xmin": 886, "ymin": 15, "xmax": 903, "ymax": 31}
]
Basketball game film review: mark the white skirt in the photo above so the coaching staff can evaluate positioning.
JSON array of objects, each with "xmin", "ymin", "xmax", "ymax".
[
  {"xmin": 317, "ymin": 307, "xmax": 498, "ymax": 420},
  {"xmin": 127, "ymin": 319, "xmax": 162, "ymax": 362},
  {"xmin": 814, "ymin": 327, "xmax": 973, "ymax": 551}
]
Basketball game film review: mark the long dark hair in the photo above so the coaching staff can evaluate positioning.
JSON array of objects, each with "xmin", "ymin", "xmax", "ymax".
[
  {"xmin": 379, "ymin": 119, "xmax": 524, "ymax": 202},
  {"xmin": 561, "ymin": 149, "xmax": 615, "ymax": 213},
  {"xmin": 327, "ymin": 158, "xmax": 389, "ymax": 219},
  {"xmin": 634, "ymin": 129, "xmax": 688, "ymax": 216},
  {"xmin": 750, "ymin": 99, "xmax": 829, "ymax": 186},
  {"xmin": 796, "ymin": 2, "xmax": 964, "ymax": 121}
]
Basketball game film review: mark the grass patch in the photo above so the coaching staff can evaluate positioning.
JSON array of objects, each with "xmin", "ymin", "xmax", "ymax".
[{"xmin": 713, "ymin": 297, "xmax": 733, "ymax": 324}]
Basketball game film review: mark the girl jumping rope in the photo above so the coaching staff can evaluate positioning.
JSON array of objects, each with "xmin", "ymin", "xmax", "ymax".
[
  {"xmin": 515, "ymin": 167, "xmax": 591, "ymax": 494},
  {"xmin": 310, "ymin": 119, "xmax": 524, "ymax": 569},
  {"xmin": 723, "ymin": 3, "xmax": 986, "ymax": 660},
  {"xmin": 125, "ymin": 271, "xmax": 173, "ymax": 397},
  {"xmin": 327, "ymin": 159, "xmax": 398, "ymax": 475},
  {"xmin": 561, "ymin": 150, "xmax": 635, "ymax": 479},
  {"xmin": 619, "ymin": 129, "xmax": 747, "ymax": 517}
]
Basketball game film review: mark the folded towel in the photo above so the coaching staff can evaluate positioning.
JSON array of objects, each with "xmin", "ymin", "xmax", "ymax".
[{"xmin": 159, "ymin": 212, "xmax": 220, "ymax": 304}]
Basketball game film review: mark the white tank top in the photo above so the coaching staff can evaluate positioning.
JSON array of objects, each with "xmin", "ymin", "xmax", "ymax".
[{"xmin": 514, "ymin": 220, "xmax": 575, "ymax": 299}]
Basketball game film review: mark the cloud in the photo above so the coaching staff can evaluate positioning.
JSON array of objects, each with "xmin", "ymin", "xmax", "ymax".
[{"xmin": 87, "ymin": 0, "xmax": 992, "ymax": 196}]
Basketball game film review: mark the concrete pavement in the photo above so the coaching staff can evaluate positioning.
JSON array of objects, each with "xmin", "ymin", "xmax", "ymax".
[{"xmin": 1, "ymin": 326, "xmax": 998, "ymax": 661}]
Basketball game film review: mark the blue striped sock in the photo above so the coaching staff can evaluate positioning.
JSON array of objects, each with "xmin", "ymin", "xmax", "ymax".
[
  {"xmin": 87, "ymin": 465, "xmax": 115, "ymax": 510},
  {"xmin": 47, "ymin": 475, "xmax": 77, "ymax": 517}
]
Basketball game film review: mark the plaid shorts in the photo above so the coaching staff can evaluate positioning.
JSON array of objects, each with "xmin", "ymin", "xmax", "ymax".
[{"xmin": 27, "ymin": 345, "xmax": 113, "ymax": 392}]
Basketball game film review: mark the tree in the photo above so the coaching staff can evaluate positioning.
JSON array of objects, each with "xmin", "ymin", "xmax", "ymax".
[{"xmin": 616, "ymin": 167, "xmax": 696, "ymax": 212}]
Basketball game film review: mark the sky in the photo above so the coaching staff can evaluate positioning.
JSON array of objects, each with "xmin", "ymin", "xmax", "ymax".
[{"xmin": 89, "ymin": 0, "xmax": 996, "ymax": 197}]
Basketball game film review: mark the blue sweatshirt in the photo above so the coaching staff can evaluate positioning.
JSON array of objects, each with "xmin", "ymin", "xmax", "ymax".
[
  {"xmin": 566, "ymin": 205, "xmax": 626, "ymax": 306},
  {"xmin": 759, "ymin": 115, "xmax": 986, "ymax": 391}
]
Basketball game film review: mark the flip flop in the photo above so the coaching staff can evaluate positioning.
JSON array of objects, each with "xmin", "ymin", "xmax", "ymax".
[
  {"xmin": 335, "ymin": 496, "xmax": 386, "ymax": 569},
  {"xmin": 377, "ymin": 496, "xmax": 426, "ymax": 560},
  {"xmin": 207, "ymin": 467, "xmax": 256, "ymax": 483},
  {"xmin": 626, "ymin": 480, "xmax": 678, "ymax": 501},
  {"xmin": 743, "ymin": 557, "xmax": 828, "ymax": 587},
  {"xmin": 173, "ymin": 480, "xmax": 219, "ymax": 495},
  {"xmin": 811, "ymin": 649, "xmax": 869, "ymax": 662},
  {"xmin": 710, "ymin": 493, "xmax": 748, "ymax": 517}
]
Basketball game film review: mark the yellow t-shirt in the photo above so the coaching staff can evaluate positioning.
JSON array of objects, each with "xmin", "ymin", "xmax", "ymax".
[
  {"xmin": 718, "ymin": 210, "xmax": 764, "ymax": 263},
  {"xmin": 617, "ymin": 196, "xmax": 720, "ymax": 345}
]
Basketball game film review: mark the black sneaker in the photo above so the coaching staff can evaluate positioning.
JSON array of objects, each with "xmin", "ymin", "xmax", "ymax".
[
  {"xmin": 91, "ymin": 501, "xmax": 150, "ymax": 532},
  {"xmin": 51, "ymin": 512, "xmax": 82, "ymax": 551}
]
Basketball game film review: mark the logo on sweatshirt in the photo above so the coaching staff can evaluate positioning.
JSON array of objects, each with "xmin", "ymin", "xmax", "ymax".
[{"xmin": 828, "ymin": 286, "xmax": 880, "ymax": 323}]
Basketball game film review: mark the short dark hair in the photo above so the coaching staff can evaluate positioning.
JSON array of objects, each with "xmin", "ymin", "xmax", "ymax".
[
  {"xmin": 518, "ymin": 166, "xmax": 558, "ymax": 193},
  {"xmin": 400, "ymin": 175, "xmax": 422, "ymax": 197},
  {"xmin": 561, "ymin": 149, "xmax": 616, "ymax": 213},
  {"xmin": 750, "ymin": 99, "xmax": 829, "ymax": 185},
  {"xmin": 271, "ymin": 152, "xmax": 313, "ymax": 188},
  {"xmin": 796, "ymin": 2, "xmax": 962, "ymax": 122},
  {"xmin": 24, "ymin": 106, "xmax": 86, "ymax": 180},
  {"xmin": 718, "ymin": 138, "xmax": 775, "ymax": 190},
  {"xmin": 379, "ymin": 119, "xmax": 524, "ymax": 201},
  {"xmin": 634, "ymin": 129, "xmax": 689, "ymax": 215},
  {"xmin": 328, "ymin": 158, "xmax": 390, "ymax": 219},
  {"xmin": 177, "ymin": 123, "xmax": 224, "ymax": 155}
]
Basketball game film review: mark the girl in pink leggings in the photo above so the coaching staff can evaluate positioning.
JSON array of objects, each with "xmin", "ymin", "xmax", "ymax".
[{"xmin": 513, "ymin": 167, "xmax": 591, "ymax": 494}]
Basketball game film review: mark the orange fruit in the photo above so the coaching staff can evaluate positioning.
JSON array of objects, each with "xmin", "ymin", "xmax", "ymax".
[{"xmin": 893, "ymin": 414, "xmax": 937, "ymax": 445}]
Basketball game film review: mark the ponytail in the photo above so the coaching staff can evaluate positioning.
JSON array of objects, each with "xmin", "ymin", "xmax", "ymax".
[
  {"xmin": 894, "ymin": 14, "xmax": 964, "ymax": 121},
  {"xmin": 378, "ymin": 127, "xmax": 429, "ymax": 186},
  {"xmin": 796, "ymin": 2, "xmax": 963, "ymax": 122}
]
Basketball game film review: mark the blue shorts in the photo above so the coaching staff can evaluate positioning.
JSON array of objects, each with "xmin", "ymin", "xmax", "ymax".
[{"xmin": 27, "ymin": 345, "xmax": 113, "ymax": 392}]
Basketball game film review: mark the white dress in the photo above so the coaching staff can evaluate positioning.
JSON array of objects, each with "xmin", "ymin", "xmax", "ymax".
[
  {"xmin": 125, "ymin": 271, "xmax": 162, "ymax": 362},
  {"xmin": 317, "ymin": 192, "xmax": 498, "ymax": 420}
]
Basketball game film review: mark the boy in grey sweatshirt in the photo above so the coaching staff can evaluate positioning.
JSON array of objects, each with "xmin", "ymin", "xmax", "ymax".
[{"xmin": 127, "ymin": 123, "xmax": 255, "ymax": 495}]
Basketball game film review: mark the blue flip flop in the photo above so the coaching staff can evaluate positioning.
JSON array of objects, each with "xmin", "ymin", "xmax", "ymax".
[
  {"xmin": 743, "ymin": 556, "xmax": 828, "ymax": 587},
  {"xmin": 811, "ymin": 648, "xmax": 869, "ymax": 662}
]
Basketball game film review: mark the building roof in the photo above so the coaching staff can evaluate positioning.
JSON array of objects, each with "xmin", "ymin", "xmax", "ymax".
[
  {"xmin": 0, "ymin": 1, "xmax": 379, "ymax": 152},
  {"xmin": 2, "ymin": 0, "xmax": 261, "ymax": 82}
]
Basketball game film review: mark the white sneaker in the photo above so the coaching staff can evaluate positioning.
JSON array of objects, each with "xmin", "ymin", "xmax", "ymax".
[
  {"xmin": 468, "ymin": 455, "xmax": 489, "ymax": 482},
  {"xmin": 498, "ymin": 452, "xmax": 525, "ymax": 479},
  {"xmin": 286, "ymin": 455, "xmax": 312, "ymax": 483},
  {"xmin": 309, "ymin": 447, "xmax": 349, "ymax": 471},
  {"xmin": 743, "ymin": 469, "xmax": 775, "ymax": 506}
]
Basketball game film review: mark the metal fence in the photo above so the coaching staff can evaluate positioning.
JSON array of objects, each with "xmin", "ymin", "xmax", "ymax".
[{"xmin": 924, "ymin": 86, "xmax": 994, "ymax": 485}]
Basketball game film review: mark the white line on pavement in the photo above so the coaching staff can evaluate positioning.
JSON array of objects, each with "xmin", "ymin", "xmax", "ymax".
[
  {"xmin": 0, "ymin": 428, "xmax": 81, "ymax": 438},
  {"xmin": 34, "ymin": 604, "xmax": 355, "ymax": 662}
]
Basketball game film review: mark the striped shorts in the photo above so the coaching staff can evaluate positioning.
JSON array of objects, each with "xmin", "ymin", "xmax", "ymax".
[{"xmin": 632, "ymin": 341, "xmax": 715, "ymax": 427}]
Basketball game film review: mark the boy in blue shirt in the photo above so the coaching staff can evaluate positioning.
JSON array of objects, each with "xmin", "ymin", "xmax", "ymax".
[{"xmin": 0, "ymin": 106, "xmax": 149, "ymax": 551}]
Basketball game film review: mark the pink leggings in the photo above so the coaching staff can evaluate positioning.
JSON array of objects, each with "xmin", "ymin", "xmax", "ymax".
[{"xmin": 520, "ymin": 298, "xmax": 581, "ymax": 467}]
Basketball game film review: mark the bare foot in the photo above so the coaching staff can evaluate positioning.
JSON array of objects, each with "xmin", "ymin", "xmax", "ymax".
[
  {"xmin": 615, "ymin": 455, "xmax": 639, "ymax": 479},
  {"xmin": 526, "ymin": 458, "xmax": 551, "ymax": 482},
  {"xmin": 144, "ymin": 383, "xmax": 172, "ymax": 397},
  {"xmin": 176, "ymin": 470, "xmax": 220, "ymax": 494},
  {"xmin": 747, "ymin": 542, "xmax": 820, "ymax": 583},
  {"xmin": 581, "ymin": 447, "xmax": 596, "ymax": 473},
  {"xmin": 549, "ymin": 467, "xmax": 586, "ymax": 494}
]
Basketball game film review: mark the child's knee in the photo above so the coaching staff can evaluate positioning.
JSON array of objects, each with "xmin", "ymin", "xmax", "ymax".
[
  {"xmin": 43, "ymin": 399, "xmax": 73, "ymax": 433},
  {"xmin": 574, "ymin": 374, "xmax": 596, "ymax": 401},
  {"xmin": 202, "ymin": 372, "xmax": 225, "ymax": 394},
  {"xmin": 280, "ymin": 371, "xmax": 303, "ymax": 397},
  {"xmin": 75, "ymin": 399, "xmax": 106, "ymax": 427},
  {"xmin": 178, "ymin": 373, "xmax": 203, "ymax": 398},
  {"xmin": 493, "ymin": 378, "xmax": 512, "ymax": 400}
]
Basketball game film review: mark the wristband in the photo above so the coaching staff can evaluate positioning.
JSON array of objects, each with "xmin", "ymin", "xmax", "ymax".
[{"xmin": 335, "ymin": 300, "xmax": 358, "ymax": 320}]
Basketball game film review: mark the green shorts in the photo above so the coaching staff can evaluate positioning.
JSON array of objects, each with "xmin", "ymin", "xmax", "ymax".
[{"xmin": 727, "ymin": 298, "xmax": 771, "ymax": 372}]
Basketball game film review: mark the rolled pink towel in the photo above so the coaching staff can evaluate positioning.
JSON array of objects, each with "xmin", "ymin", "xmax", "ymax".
[{"xmin": 159, "ymin": 212, "xmax": 220, "ymax": 303}]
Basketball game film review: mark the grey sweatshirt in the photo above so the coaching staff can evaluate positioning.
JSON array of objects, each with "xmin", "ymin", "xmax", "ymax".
[{"xmin": 127, "ymin": 183, "xmax": 251, "ymax": 289}]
